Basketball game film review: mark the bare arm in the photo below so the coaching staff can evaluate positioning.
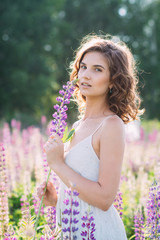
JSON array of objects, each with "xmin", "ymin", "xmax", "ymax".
[{"xmin": 50, "ymin": 117, "xmax": 125, "ymax": 211}]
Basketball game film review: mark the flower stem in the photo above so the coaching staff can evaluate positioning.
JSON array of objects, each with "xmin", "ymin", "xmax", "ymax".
[{"xmin": 33, "ymin": 168, "xmax": 51, "ymax": 240}]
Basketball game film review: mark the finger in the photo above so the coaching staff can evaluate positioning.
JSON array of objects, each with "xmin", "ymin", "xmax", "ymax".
[
  {"xmin": 50, "ymin": 135, "xmax": 55, "ymax": 139},
  {"xmin": 47, "ymin": 138, "xmax": 58, "ymax": 147},
  {"xmin": 44, "ymin": 143, "xmax": 51, "ymax": 152},
  {"xmin": 51, "ymin": 135, "xmax": 63, "ymax": 145},
  {"xmin": 50, "ymin": 133, "xmax": 61, "ymax": 142},
  {"xmin": 47, "ymin": 181, "xmax": 53, "ymax": 191},
  {"xmin": 48, "ymin": 138, "xmax": 57, "ymax": 144},
  {"xmin": 50, "ymin": 132, "xmax": 57, "ymax": 139}
]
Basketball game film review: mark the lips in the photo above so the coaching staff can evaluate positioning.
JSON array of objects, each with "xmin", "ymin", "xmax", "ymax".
[{"xmin": 81, "ymin": 82, "xmax": 92, "ymax": 87}]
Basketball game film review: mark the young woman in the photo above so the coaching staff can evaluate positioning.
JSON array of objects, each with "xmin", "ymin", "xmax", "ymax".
[{"xmin": 37, "ymin": 34, "xmax": 143, "ymax": 239}]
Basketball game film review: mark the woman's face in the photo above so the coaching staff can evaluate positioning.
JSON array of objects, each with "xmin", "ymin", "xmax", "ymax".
[{"xmin": 78, "ymin": 51, "xmax": 111, "ymax": 98}]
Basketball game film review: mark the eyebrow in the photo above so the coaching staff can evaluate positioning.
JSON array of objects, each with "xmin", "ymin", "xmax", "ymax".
[{"xmin": 80, "ymin": 61, "xmax": 105, "ymax": 70}]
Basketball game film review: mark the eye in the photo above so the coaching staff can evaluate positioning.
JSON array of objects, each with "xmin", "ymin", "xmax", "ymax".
[
  {"xmin": 95, "ymin": 68, "xmax": 102, "ymax": 72},
  {"xmin": 80, "ymin": 65, "xmax": 87, "ymax": 69}
]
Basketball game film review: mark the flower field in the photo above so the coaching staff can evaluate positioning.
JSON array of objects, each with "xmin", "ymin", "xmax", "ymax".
[{"xmin": 0, "ymin": 118, "xmax": 160, "ymax": 240}]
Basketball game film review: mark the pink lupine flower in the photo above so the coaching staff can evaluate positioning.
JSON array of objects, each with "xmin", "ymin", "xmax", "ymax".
[
  {"xmin": 140, "ymin": 127, "xmax": 145, "ymax": 141},
  {"xmin": 0, "ymin": 143, "xmax": 9, "ymax": 239},
  {"xmin": 41, "ymin": 115, "xmax": 47, "ymax": 125},
  {"xmin": 20, "ymin": 196, "xmax": 31, "ymax": 222},
  {"xmin": 148, "ymin": 129, "xmax": 158, "ymax": 143},
  {"xmin": 32, "ymin": 194, "xmax": 45, "ymax": 215},
  {"xmin": 2, "ymin": 123, "xmax": 11, "ymax": 146},
  {"xmin": 3, "ymin": 238, "xmax": 17, "ymax": 240},
  {"xmin": 134, "ymin": 209, "xmax": 145, "ymax": 240}
]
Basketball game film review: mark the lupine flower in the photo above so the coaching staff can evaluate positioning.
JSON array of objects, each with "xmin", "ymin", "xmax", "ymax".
[
  {"xmin": 33, "ymin": 79, "xmax": 78, "ymax": 240},
  {"xmin": 0, "ymin": 144, "xmax": 9, "ymax": 239},
  {"xmin": 11, "ymin": 119, "xmax": 21, "ymax": 131},
  {"xmin": 148, "ymin": 129, "xmax": 158, "ymax": 143},
  {"xmin": 3, "ymin": 225, "xmax": 15, "ymax": 239},
  {"xmin": 62, "ymin": 188, "xmax": 80, "ymax": 240},
  {"xmin": 45, "ymin": 206, "xmax": 56, "ymax": 231},
  {"xmin": 81, "ymin": 207, "xmax": 96, "ymax": 240},
  {"xmin": 32, "ymin": 194, "xmax": 45, "ymax": 216},
  {"xmin": 41, "ymin": 115, "xmax": 47, "ymax": 125},
  {"xmin": 19, "ymin": 170, "xmax": 35, "ymax": 239},
  {"xmin": 20, "ymin": 196, "xmax": 31, "ymax": 222},
  {"xmin": 40, "ymin": 224, "xmax": 62, "ymax": 239},
  {"xmin": 19, "ymin": 195, "xmax": 35, "ymax": 239},
  {"xmin": 134, "ymin": 209, "xmax": 145, "ymax": 240},
  {"xmin": 47, "ymin": 171, "xmax": 59, "ymax": 216},
  {"xmin": 3, "ymin": 238, "xmax": 18, "ymax": 240},
  {"xmin": 2, "ymin": 123, "xmax": 11, "ymax": 146},
  {"xmin": 114, "ymin": 191, "xmax": 123, "ymax": 218},
  {"xmin": 146, "ymin": 180, "xmax": 160, "ymax": 238},
  {"xmin": 50, "ymin": 81, "xmax": 77, "ymax": 139}
]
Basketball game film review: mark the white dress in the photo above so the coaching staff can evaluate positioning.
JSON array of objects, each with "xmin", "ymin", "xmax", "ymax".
[{"xmin": 56, "ymin": 117, "xmax": 127, "ymax": 240}]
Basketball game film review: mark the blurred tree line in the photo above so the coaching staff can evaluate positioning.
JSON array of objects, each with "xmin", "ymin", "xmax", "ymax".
[{"xmin": 0, "ymin": 0, "xmax": 159, "ymax": 126}]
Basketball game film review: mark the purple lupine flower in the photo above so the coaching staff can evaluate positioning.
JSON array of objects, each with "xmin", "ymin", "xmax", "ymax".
[
  {"xmin": 50, "ymin": 80, "xmax": 77, "ymax": 139},
  {"xmin": 46, "ymin": 206, "xmax": 56, "ymax": 231},
  {"xmin": 114, "ymin": 191, "xmax": 123, "ymax": 218},
  {"xmin": 62, "ymin": 188, "xmax": 80, "ymax": 240},
  {"xmin": 43, "ymin": 171, "xmax": 59, "ymax": 233},
  {"xmin": 134, "ymin": 209, "xmax": 145, "ymax": 240},
  {"xmin": 4, "ymin": 225, "xmax": 16, "ymax": 239},
  {"xmin": 0, "ymin": 143, "xmax": 9, "ymax": 239},
  {"xmin": 81, "ymin": 208, "xmax": 96, "ymax": 240},
  {"xmin": 146, "ymin": 180, "xmax": 160, "ymax": 238}
]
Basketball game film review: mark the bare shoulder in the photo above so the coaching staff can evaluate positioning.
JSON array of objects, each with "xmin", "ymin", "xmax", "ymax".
[{"xmin": 101, "ymin": 115, "xmax": 125, "ymax": 139}]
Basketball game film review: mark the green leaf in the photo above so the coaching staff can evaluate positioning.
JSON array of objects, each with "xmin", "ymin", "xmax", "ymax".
[
  {"xmin": 128, "ymin": 234, "xmax": 136, "ymax": 240},
  {"xmin": 63, "ymin": 128, "xmax": 75, "ymax": 143},
  {"xmin": 37, "ymin": 225, "xmax": 45, "ymax": 230},
  {"xmin": 62, "ymin": 126, "xmax": 68, "ymax": 142}
]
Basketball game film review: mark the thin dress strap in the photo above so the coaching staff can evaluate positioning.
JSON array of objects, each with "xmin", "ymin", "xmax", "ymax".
[{"xmin": 91, "ymin": 114, "xmax": 116, "ymax": 136}]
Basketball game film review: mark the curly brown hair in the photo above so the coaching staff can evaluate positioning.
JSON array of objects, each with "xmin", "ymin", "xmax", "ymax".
[{"xmin": 70, "ymin": 34, "xmax": 144, "ymax": 124}]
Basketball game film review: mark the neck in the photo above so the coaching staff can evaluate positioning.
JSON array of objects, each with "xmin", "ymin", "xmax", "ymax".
[{"xmin": 83, "ymin": 96, "xmax": 112, "ymax": 120}]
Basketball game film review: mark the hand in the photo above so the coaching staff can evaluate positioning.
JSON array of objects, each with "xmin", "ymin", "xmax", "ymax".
[
  {"xmin": 44, "ymin": 133, "xmax": 64, "ymax": 170},
  {"xmin": 37, "ymin": 181, "xmax": 58, "ymax": 207}
]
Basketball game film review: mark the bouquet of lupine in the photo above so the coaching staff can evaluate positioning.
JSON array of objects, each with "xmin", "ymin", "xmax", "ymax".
[{"xmin": 33, "ymin": 79, "xmax": 78, "ymax": 240}]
